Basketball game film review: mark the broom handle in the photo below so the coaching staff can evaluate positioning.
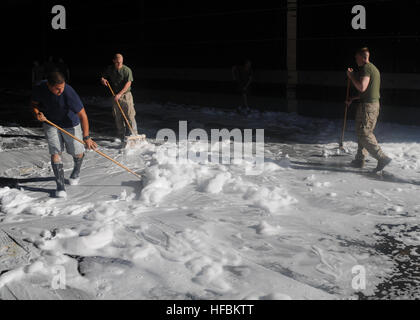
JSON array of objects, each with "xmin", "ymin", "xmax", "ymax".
[
  {"xmin": 44, "ymin": 119, "xmax": 141, "ymax": 180},
  {"xmin": 106, "ymin": 82, "xmax": 135, "ymax": 135},
  {"xmin": 340, "ymin": 78, "xmax": 351, "ymax": 147}
]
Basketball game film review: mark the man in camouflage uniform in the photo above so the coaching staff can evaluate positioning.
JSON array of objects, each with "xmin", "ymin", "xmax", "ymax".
[
  {"xmin": 101, "ymin": 54, "xmax": 138, "ymax": 144},
  {"xmin": 346, "ymin": 47, "xmax": 392, "ymax": 172}
]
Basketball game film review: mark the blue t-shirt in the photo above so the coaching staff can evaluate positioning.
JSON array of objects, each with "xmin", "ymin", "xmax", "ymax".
[{"xmin": 32, "ymin": 81, "xmax": 84, "ymax": 128}]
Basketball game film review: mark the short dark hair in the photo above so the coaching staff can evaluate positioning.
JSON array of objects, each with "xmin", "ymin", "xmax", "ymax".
[
  {"xmin": 47, "ymin": 72, "xmax": 65, "ymax": 85},
  {"xmin": 356, "ymin": 47, "xmax": 370, "ymax": 58},
  {"xmin": 113, "ymin": 53, "xmax": 123, "ymax": 60}
]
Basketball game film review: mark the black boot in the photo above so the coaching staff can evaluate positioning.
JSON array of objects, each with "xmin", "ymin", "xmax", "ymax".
[
  {"xmin": 51, "ymin": 162, "xmax": 67, "ymax": 198},
  {"xmin": 374, "ymin": 157, "xmax": 392, "ymax": 173},
  {"xmin": 69, "ymin": 155, "xmax": 84, "ymax": 185},
  {"xmin": 350, "ymin": 159, "xmax": 365, "ymax": 169}
]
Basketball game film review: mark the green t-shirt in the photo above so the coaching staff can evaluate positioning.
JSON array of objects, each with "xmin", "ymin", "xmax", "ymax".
[
  {"xmin": 103, "ymin": 65, "xmax": 134, "ymax": 94},
  {"xmin": 359, "ymin": 63, "xmax": 381, "ymax": 103}
]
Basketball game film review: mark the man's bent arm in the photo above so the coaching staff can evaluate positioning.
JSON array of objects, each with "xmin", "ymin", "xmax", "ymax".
[
  {"xmin": 100, "ymin": 68, "xmax": 110, "ymax": 87},
  {"xmin": 77, "ymin": 108, "xmax": 98, "ymax": 150},
  {"xmin": 118, "ymin": 81, "xmax": 132, "ymax": 96},
  {"xmin": 77, "ymin": 108, "xmax": 91, "ymax": 138},
  {"xmin": 350, "ymin": 76, "xmax": 370, "ymax": 93},
  {"xmin": 244, "ymin": 76, "xmax": 253, "ymax": 89}
]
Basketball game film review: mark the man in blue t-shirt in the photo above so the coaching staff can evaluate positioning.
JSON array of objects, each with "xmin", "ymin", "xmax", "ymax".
[{"xmin": 31, "ymin": 72, "xmax": 98, "ymax": 198}]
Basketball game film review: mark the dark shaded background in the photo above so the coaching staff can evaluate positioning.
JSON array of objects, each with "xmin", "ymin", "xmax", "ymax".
[
  {"xmin": 0, "ymin": 0, "xmax": 420, "ymax": 117},
  {"xmin": 2, "ymin": 1, "xmax": 419, "ymax": 76},
  {"xmin": 298, "ymin": 0, "xmax": 420, "ymax": 73},
  {"xmin": 1, "ymin": 0, "xmax": 286, "ymax": 71}
]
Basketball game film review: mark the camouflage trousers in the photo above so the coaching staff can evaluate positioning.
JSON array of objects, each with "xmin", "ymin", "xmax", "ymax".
[
  {"xmin": 355, "ymin": 102, "xmax": 386, "ymax": 161},
  {"xmin": 112, "ymin": 92, "xmax": 138, "ymax": 140}
]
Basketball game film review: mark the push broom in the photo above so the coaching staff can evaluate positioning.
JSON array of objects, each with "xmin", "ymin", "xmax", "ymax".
[
  {"xmin": 44, "ymin": 119, "xmax": 141, "ymax": 180},
  {"xmin": 106, "ymin": 83, "xmax": 146, "ymax": 148}
]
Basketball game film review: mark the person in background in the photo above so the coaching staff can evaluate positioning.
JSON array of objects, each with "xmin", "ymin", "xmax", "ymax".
[
  {"xmin": 100, "ymin": 53, "xmax": 138, "ymax": 146},
  {"xmin": 346, "ymin": 47, "xmax": 392, "ymax": 172},
  {"xmin": 44, "ymin": 56, "xmax": 57, "ymax": 75},
  {"xmin": 232, "ymin": 59, "xmax": 253, "ymax": 114}
]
